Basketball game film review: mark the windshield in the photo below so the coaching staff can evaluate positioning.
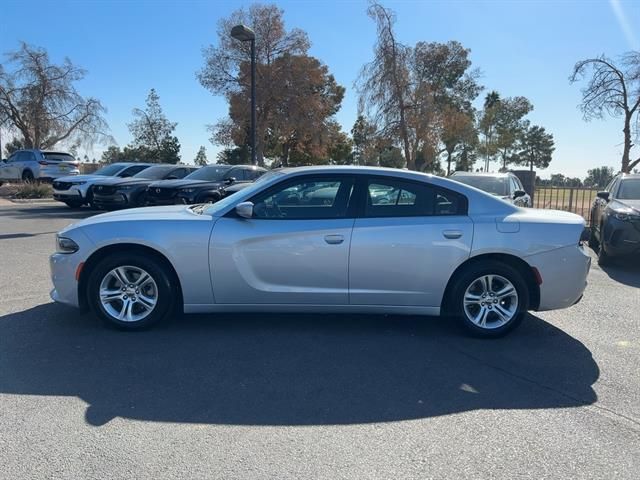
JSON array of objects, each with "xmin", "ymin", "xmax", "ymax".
[
  {"xmin": 203, "ymin": 170, "xmax": 285, "ymax": 215},
  {"xmin": 453, "ymin": 175, "xmax": 508, "ymax": 196},
  {"xmin": 185, "ymin": 165, "xmax": 231, "ymax": 181},
  {"xmin": 94, "ymin": 163, "xmax": 128, "ymax": 176},
  {"xmin": 132, "ymin": 165, "xmax": 174, "ymax": 180},
  {"xmin": 618, "ymin": 179, "xmax": 640, "ymax": 200}
]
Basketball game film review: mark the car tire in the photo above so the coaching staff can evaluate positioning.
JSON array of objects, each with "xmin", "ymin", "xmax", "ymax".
[
  {"xmin": 450, "ymin": 261, "xmax": 529, "ymax": 338},
  {"xmin": 597, "ymin": 243, "xmax": 610, "ymax": 267},
  {"xmin": 202, "ymin": 194, "xmax": 221, "ymax": 204},
  {"xmin": 22, "ymin": 170, "xmax": 34, "ymax": 182},
  {"xmin": 64, "ymin": 200, "xmax": 83, "ymax": 209},
  {"xmin": 588, "ymin": 224, "xmax": 599, "ymax": 251},
  {"xmin": 87, "ymin": 253, "xmax": 176, "ymax": 330}
]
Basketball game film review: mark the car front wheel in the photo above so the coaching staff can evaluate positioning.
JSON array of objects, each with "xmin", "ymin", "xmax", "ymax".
[
  {"xmin": 451, "ymin": 262, "xmax": 529, "ymax": 338},
  {"xmin": 87, "ymin": 253, "xmax": 175, "ymax": 329}
]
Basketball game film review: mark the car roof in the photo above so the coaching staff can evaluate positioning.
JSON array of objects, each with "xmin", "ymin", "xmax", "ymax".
[{"xmin": 450, "ymin": 171, "xmax": 513, "ymax": 178}]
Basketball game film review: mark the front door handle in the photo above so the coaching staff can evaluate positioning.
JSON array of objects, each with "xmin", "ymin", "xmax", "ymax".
[
  {"xmin": 443, "ymin": 230, "xmax": 463, "ymax": 239},
  {"xmin": 324, "ymin": 234, "xmax": 344, "ymax": 245}
]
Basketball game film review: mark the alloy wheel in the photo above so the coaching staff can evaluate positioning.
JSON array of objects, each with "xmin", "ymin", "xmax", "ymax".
[
  {"xmin": 99, "ymin": 265, "xmax": 158, "ymax": 322},
  {"xmin": 463, "ymin": 274, "xmax": 519, "ymax": 329}
]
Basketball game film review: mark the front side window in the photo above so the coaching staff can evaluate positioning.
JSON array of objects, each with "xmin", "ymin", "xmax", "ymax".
[
  {"xmin": 251, "ymin": 177, "xmax": 355, "ymax": 219},
  {"xmin": 617, "ymin": 179, "xmax": 640, "ymax": 200},
  {"xmin": 365, "ymin": 178, "xmax": 466, "ymax": 217}
]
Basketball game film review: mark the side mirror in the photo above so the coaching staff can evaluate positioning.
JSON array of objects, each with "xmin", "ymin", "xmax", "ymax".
[
  {"xmin": 225, "ymin": 177, "xmax": 236, "ymax": 185},
  {"xmin": 513, "ymin": 190, "xmax": 526, "ymax": 199},
  {"xmin": 596, "ymin": 191, "xmax": 610, "ymax": 201},
  {"xmin": 235, "ymin": 201, "xmax": 254, "ymax": 219}
]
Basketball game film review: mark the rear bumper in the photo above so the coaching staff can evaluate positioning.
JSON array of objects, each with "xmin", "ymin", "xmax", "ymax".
[{"xmin": 526, "ymin": 244, "xmax": 591, "ymax": 311}]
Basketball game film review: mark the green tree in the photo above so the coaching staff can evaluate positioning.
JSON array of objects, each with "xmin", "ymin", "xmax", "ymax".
[
  {"xmin": 351, "ymin": 115, "xmax": 376, "ymax": 165},
  {"xmin": 379, "ymin": 146, "xmax": 405, "ymax": 168},
  {"xmin": 515, "ymin": 125, "xmax": 555, "ymax": 171},
  {"xmin": 101, "ymin": 145, "xmax": 125, "ymax": 163},
  {"xmin": 584, "ymin": 166, "xmax": 615, "ymax": 188},
  {"xmin": 493, "ymin": 97, "xmax": 533, "ymax": 170},
  {"xmin": 440, "ymin": 105, "xmax": 477, "ymax": 174},
  {"xmin": 0, "ymin": 43, "xmax": 110, "ymax": 149},
  {"xmin": 3, "ymin": 137, "xmax": 24, "ymax": 156},
  {"xmin": 570, "ymin": 53, "xmax": 640, "ymax": 173},
  {"xmin": 128, "ymin": 89, "xmax": 180, "ymax": 163},
  {"xmin": 217, "ymin": 145, "xmax": 250, "ymax": 165},
  {"xmin": 194, "ymin": 146, "xmax": 208, "ymax": 166},
  {"xmin": 478, "ymin": 91, "xmax": 501, "ymax": 171}
]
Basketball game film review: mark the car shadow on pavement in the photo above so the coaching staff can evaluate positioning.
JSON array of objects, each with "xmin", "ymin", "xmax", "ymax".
[
  {"xmin": 599, "ymin": 258, "xmax": 640, "ymax": 288},
  {"xmin": 0, "ymin": 303, "xmax": 599, "ymax": 427},
  {"xmin": 0, "ymin": 205, "xmax": 98, "ymax": 221}
]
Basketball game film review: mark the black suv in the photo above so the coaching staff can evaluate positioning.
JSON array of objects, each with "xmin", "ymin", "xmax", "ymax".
[
  {"xmin": 589, "ymin": 173, "xmax": 640, "ymax": 265},
  {"xmin": 92, "ymin": 164, "xmax": 198, "ymax": 210},
  {"xmin": 146, "ymin": 164, "xmax": 266, "ymax": 205}
]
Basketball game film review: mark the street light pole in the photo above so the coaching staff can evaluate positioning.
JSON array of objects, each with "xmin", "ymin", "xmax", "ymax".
[
  {"xmin": 230, "ymin": 24, "xmax": 257, "ymax": 166},
  {"xmin": 250, "ymin": 38, "xmax": 256, "ymax": 166}
]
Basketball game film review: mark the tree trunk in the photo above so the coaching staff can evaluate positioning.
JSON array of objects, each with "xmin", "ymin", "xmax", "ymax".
[
  {"xmin": 447, "ymin": 151, "xmax": 452, "ymax": 175},
  {"xmin": 622, "ymin": 112, "xmax": 632, "ymax": 173}
]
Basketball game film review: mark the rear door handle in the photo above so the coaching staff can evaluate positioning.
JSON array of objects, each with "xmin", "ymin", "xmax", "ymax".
[
  {"xmin": 324, "ymin": 234, "xmax": 344, "ymax": 245},
  {"xmin": 443, "ymin": 230, "xmax": 463, "ymax": 239}
]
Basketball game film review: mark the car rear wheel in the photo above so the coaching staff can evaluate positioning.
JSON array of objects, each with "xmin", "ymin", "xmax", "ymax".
[
  {"xmin": 87, "ymin": 253, "xmax": 176, "ymax": 330},
  {"xmin": 450, "ymin": 262, "xmax": 529, "ymax": 338},
  {"xmin": 22, "ymin": 170, "xmax": 34, "ymax": 182}
]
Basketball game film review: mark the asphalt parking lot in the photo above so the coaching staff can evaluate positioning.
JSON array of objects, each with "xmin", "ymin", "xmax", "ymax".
[{"xmin": 1, "ymin": 203, "xmax": 639, "ymax": 479}]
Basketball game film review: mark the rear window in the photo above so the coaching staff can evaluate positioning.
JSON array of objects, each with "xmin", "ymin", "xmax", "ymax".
[
  {"xmin": 452, "ymin": 175, "xmax": 508, "ymax": 196},
  {"xmin": 42, "ymin": 152, "xmax": 76, "ymax": 162}
]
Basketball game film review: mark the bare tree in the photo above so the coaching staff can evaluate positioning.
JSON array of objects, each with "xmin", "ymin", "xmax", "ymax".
[
  {"xmin": 356, "ymin": 2, "xmax": 413, "ymax": 168},
  {"xmin": 0, "ymin": 43, "xmax": 110, "ymax": 150},
  {"xmin": 570, "ymin": 52, "xmax": 640, "ymax": 173}
]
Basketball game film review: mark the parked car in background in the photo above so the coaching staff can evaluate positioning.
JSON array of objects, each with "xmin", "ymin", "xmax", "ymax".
[
  {"xmin": 589, "ymin": 173, "xmax": 640, "ymax": 265},
  {"xmin": 53, "ymin": 162, "xmax": 155, "ymax": 208},
  {"xmin": 146, "ymin": 164, "xmax": 266, "ymax": 206},
  {"xmin": 92, "ymin": 165, "xmax": 198, "ymax": 210},
  {"xmin": 449, "ymin": 172, "xmax": 531, "ymax": 207},
  {"xmin": 50, "ymin": 166, "xmax": 590, "ymax": 337},
  {"xmin": 0, "ymin": 149, "xmax": 79, "ymax": 183}
]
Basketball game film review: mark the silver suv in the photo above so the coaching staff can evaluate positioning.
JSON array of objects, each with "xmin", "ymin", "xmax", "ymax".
[{"xmin": 0, "ymin": 149, "xmax": 80, "ymax": 183}]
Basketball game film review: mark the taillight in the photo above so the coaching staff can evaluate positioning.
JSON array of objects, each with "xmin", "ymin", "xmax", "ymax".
[{"xmin": 38, "ymin": 161, "xmax": 49, "ymax": 166}]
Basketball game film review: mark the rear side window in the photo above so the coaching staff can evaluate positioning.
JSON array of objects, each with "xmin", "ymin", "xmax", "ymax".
[{"xmin": 365, "ymin": 178, "xmax": 466, "ymax": 217}]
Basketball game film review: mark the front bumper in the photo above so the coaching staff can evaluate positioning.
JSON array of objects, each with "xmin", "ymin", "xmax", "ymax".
[
  {"xmin": 50, "ymin": 253, "xmax": 81, "ymax": 308},
  {"xmin": 601, "ymin": 216, "xmax": 640, "ymax": 257},
  {"xmin": 93, "ymin": 189, "xmax": 144, "ymax": 209},
  {"xmin": 527, "ymin": 244, "xmax": 591, "ymax": 311}
]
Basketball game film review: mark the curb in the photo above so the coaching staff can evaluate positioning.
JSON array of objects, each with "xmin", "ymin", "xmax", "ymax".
[{"xmin": 7, "ymin": 198, "xmax": 57, "ymax": 204}]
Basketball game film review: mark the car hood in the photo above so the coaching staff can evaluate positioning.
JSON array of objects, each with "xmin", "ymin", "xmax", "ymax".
[
  {"xmin": 62, "ymin": 205, "xmax": 203, "ymax": 233},
  {"xmin": 612, "ymin": 199, "xmax": 640, "ymax": 213},
  {"xmin": 93, "ymin": 177, "xmax": 155, "ymax": 187},
  {"xmin": 54, "ymin": 174, "xmax": 108, "ymax": 183},
  {"xmin": 147, "ymin": 179, "xmax": 225, "ymax": 189}
]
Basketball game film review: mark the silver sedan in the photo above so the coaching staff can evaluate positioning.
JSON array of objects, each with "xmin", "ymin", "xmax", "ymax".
[{"xmin": 50, "ymin": 166, "xmax": 591, "ymax": 337}]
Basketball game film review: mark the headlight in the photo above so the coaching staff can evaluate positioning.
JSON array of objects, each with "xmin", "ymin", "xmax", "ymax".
[
  {"xmin": 612, "ymin": 208, "xmax": 639, "ymax": 221},
  {"xmin": 70, "ymin": 181, "xmax": 86, "ymax": 185},
  {"xmin": 180, "ymin": 188, "xmax": 196, "ymax": 194},
  {"xmin": 56, "ymin": 235, "xmax": 79, "ymax": 254}
]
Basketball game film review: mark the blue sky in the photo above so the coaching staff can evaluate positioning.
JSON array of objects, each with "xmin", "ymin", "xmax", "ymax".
[{"xmin": 1, "ymin": 0, "xmax": 638, "ymax": 178}]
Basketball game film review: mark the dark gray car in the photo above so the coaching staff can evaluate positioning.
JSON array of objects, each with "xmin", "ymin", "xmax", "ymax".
[{"xmin": 589, "ymin": 173, "xmax": 640, "ymax": 265}]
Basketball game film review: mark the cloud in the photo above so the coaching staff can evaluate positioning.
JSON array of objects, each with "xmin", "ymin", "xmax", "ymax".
[{"xmin": 609, "ymin": 0, "xmax": 640, "ymax": 50}]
